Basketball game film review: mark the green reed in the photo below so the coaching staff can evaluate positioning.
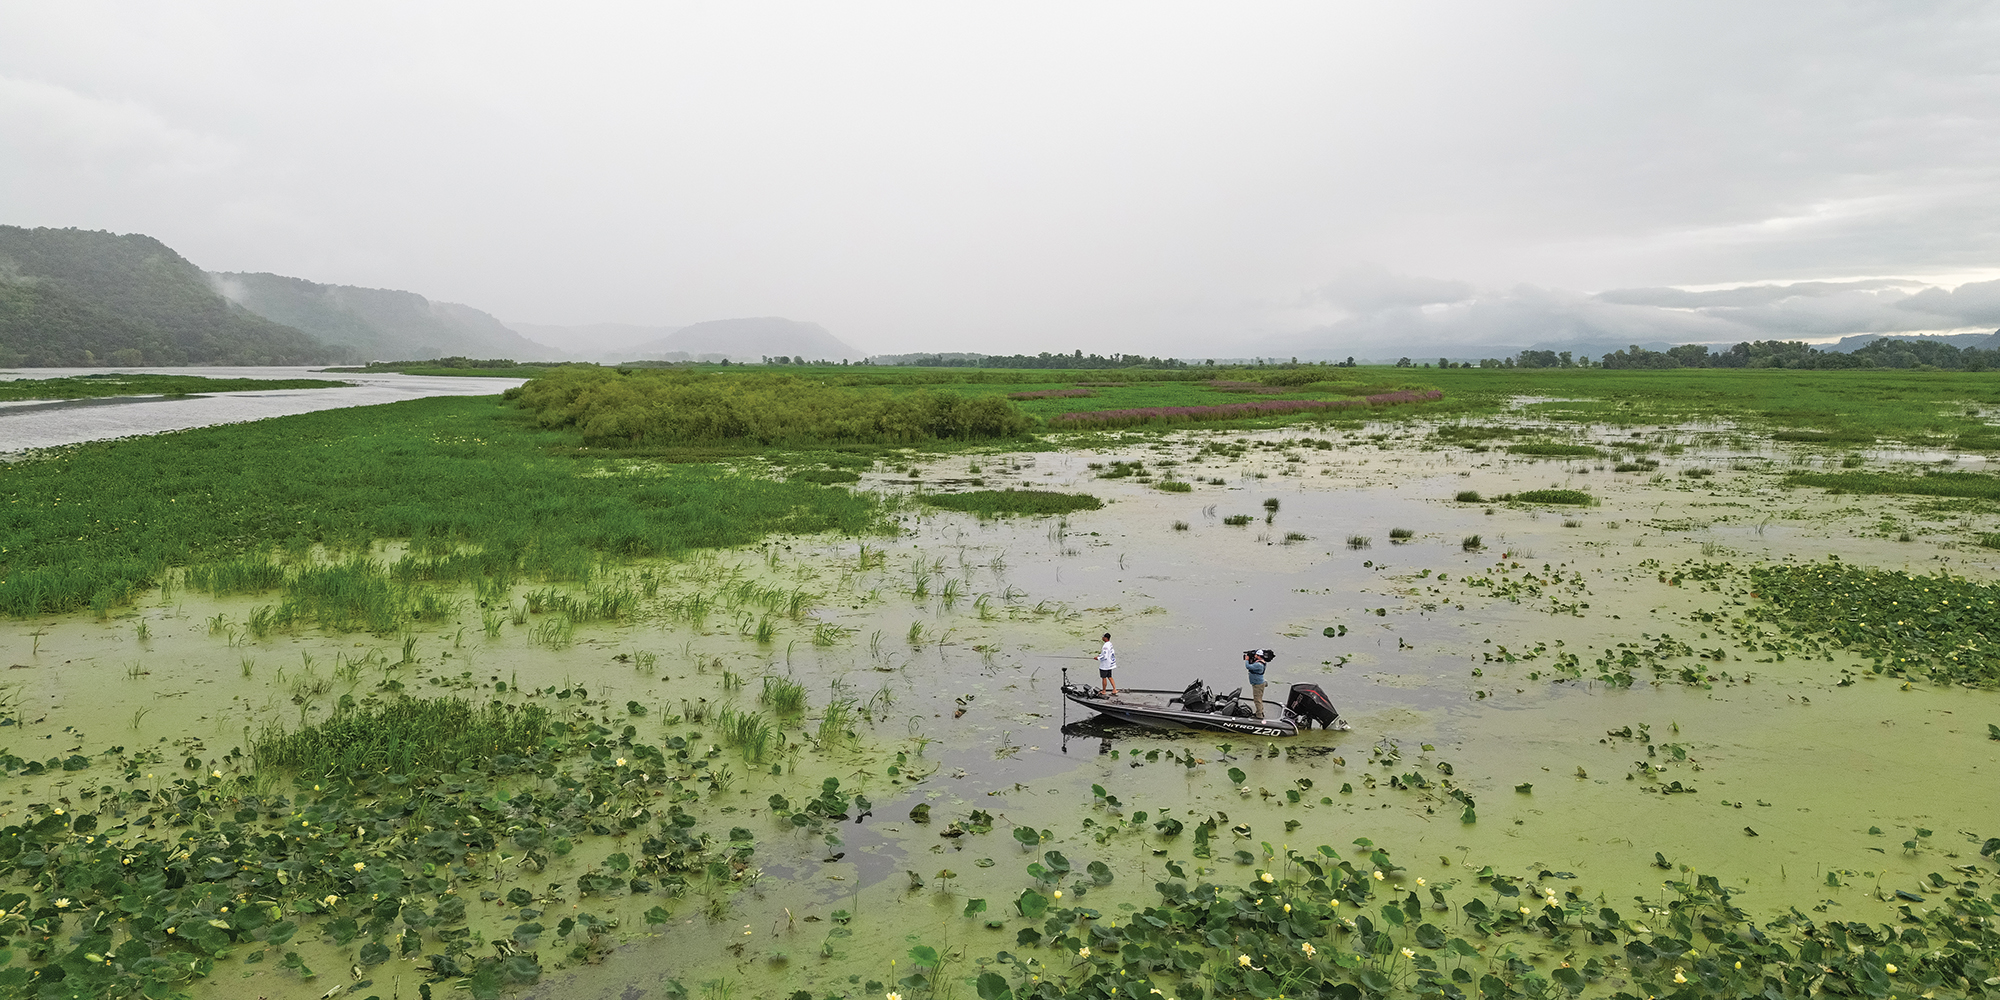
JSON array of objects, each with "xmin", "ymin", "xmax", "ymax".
[{"xmin": 252, "ymin": 696, "xmax": 551, "ymax": 777}]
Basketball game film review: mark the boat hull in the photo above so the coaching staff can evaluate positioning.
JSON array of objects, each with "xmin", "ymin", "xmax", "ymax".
[{"xmin": 1061, "ymin": 684, "xmax": 1299, "ymax": 737}]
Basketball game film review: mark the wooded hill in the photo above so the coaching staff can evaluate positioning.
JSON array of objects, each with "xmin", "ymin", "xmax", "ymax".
[
  {"xmin": 210, "ymin": 271, "xmax": 551, "ymax": 362},
  {"xmin": 0, "ymin": 226, "xmax": 348, "ymax": 367}
]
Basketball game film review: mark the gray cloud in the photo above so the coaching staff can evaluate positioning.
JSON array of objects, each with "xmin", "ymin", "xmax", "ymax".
[
  {"xmin": 1896, "ymin": 279, "xmax": 2000, "ymax": 327},
  {"xmin": 1313, "ymin": 265, "xmax": 1474, "ymax": 313},
  {"xmin": 3, "ymin": 5, "xmax": 2000, "ymax": 356},
  {"xmin": 1595, "ymin": 280, "xmax": 1914, "ymax": 309},
  {"xmin": 1274, "ymin": 274, "xmax": 2000, "ymax": 360}
]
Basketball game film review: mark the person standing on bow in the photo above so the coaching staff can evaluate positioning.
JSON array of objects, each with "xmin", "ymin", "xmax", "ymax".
[
  {"xmin": 1096, "ymin": 633, "xmax": 1118, "ymax": 696},
  {"xmin": 1243, "ymin": 649, "xmax": 1275, "ymax": 719}
]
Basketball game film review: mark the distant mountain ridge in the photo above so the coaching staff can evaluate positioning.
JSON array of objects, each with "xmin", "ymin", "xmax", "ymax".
[
  {"xmin": 210, "ymin": 272, "xmax": 553, "ymax": 361},
  {"xmin": 621, "ymin": 317, "xmax": 862, "ymax": 363},
  {"xmin": 0, "ymin": 226, "xmax": 345, "ymax": 366}
]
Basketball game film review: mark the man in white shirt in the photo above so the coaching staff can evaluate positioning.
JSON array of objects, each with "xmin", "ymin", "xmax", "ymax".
[{"xmin": 1096, "ymin": 633, "xmax": 1118, "ymax": 696}]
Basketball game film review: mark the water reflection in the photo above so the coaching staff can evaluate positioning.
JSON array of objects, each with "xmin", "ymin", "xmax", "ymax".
[{"xmin": 0, "ymin": 366, "xmax": 525, "ymax": 454}]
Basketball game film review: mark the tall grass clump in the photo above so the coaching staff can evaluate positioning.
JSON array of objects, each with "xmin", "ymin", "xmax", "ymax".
[
  {"xmin": 817, "ymin": 698, "xmax": 856, "ymax": 747},
  {"xmin": 251, "ymin": 697, "xmax": 551, "ymax": 777},
  {"xmin": 760, "ymin": 675, "xmax": 808, "ymax": 716},
  {"xmin": 1511, "ymin": 489, "xmax": 1594, "ymax": 505},
  {"xmin": 187, "ymin": 556, "xmax": 288, "ymax": 594},
  {"xmin": 715, "ymin": 706, "xmax": 779, "ymax": 763},
  {"xmin": 919, "ymin": 489, "xmax": 1103, "ymax": 517},
  {"xmin": 1455, "ymin": 490, "xmax": 1482, "ymax": 502},
  {"xmin": 508, "ymin": 366, "xmax": 1034, "ymax": 446}
]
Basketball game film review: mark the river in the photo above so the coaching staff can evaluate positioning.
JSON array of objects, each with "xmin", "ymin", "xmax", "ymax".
[{"xmin": 0, "ymin": 366, "xmax": 525, "ymax": 454}]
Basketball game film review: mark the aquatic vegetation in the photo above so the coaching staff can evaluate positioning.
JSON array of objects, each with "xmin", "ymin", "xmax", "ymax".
[
  {"xmin": 1462, "ymin": 534, "xmax": 1483, "ymax": 551},
  {"xmin": 1050, "ymin": 391, "xmax": 1445, "ymax": 429},
  {"xmin": 760, "ymin": 675, "xmax": 808, "ymax": 716},
  {"xmin": 253, "ymin": 696, "xmax": 550, "ymax": 776},
  {"xmin": 0, "ymin": 688, "xmax": 762, "ymax": 998},
  {"xmin": 918, "ymin": 489, "xmax": 1103, "ymax": 517},
  {"xmin": 1505, "ymin": 442, "xmax": 1602, "ymax": 457},
  {"xmin": 963, "ymin": 836, "xmax": 2000, "ymax": 1000},
  {"xmin": 816, "ymin": 698, "xmax": 856, "ymax": 747},
  {"xmin": 1345, "ymin": 535, "xmax": 1370, "ymax": 549},
  {"xmin": 0, "ymin": 396, "xmax": 883, "ymax": 617},
  {"xmin": 1509, "ymin": 489, "xmax": 1594, "ymax": 505},
  {"xmin": 1746, "ymin": 561, "xmax": 2000, "ymax": 685},
  {"xmin": 1455, "ymin": 490, "xmax": 1482, "ymax": 503},
  {"xmin": 507, "ymin": 366, "xmax": 1034, "ymax": 446},
  {"xmin": 1787, "ymin": 470, "xmax": 2000, "ymax": 501},
  {"xmin": 715, "ymin": 705, "xmax": 780, "ymax": 762}
]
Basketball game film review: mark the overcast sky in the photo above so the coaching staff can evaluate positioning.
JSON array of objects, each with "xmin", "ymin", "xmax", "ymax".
[{"xmin": 5, "ymin": 3, "xmax": 2000, "ymax": 357}]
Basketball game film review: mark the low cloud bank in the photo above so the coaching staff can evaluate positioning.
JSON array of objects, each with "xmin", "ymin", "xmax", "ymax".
[{"xmin": 1276, "ymin": 267, "xmax": 2000, "ymax": 360}]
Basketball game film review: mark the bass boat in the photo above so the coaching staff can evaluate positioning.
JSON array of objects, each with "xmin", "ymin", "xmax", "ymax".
[{"xmin": 1060, "ymin": 676, "xmax": 1347, "ymax": 738}]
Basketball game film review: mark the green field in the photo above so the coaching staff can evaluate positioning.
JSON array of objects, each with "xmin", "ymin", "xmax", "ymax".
[{"xmin": 0, "ymin": 395, "xmax": 879, "ymax": 616}]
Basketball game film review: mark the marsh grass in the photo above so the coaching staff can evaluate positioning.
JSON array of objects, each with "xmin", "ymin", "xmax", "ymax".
[
  {"xmin": 1462, "ymin": 534, "xmax": 1483, "ymax": 551},
  {"xmin": 1510, "ymin": 489, "xmax": 1594, "ymax": 505},
  {"xmin": 1506, "ymin": 442, "xmax": 1602, "ymax": 457},
  {"xmin": 1388, "ymin": 527, "xmax": 1413, "ymax": 542},
  {"xmin": 1789, "ymin": 470, "xmax": 2000, "ymax": 501},
  {"xmin": 1455, "ymin": 490, "xmax": 1483, "ymax": 502},
  {"xmin": 919, "ymin": 489, "xmax": 1103, "ymax": 517},
  {"xmin": 1345, "ymin": 535, "xmax": 1370, "ymax": 549},
  {"xmin": 760, "ymin": 675, "xmax": 808, "ymax": 716},
  {"xmin": 253, "ymin": 696, "xmax": 550, "ymax": 776},
  {"xmin": 0, "ymin": 396, "xmax": 882, "ymax": 617},
  {"xmin": 715, "ymin": 706, "xmax": 779, "ymax": 763},
  {"xmin": 816, "ymin": 698, "xmax": 856, "ymax": 747}
]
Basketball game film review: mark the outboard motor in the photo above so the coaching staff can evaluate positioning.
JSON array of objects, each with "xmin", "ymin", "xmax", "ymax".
[{"xmin": 1286, "ymin": 683, "xmax": 1344, "ymax": 730}]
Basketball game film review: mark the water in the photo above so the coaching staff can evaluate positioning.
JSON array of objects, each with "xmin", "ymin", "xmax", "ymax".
[{"xmin": 0, "ymin": 366, "xmax": 525, "ymax": 454}]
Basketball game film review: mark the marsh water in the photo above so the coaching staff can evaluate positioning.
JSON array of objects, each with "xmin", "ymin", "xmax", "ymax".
[
  {"xmin": 0, "ymin": 366, "xmax": 526, "ymax": 453},
  {"xmin": 5, "ymin": 407, "xmax": 1999, "ymax": 998}
]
